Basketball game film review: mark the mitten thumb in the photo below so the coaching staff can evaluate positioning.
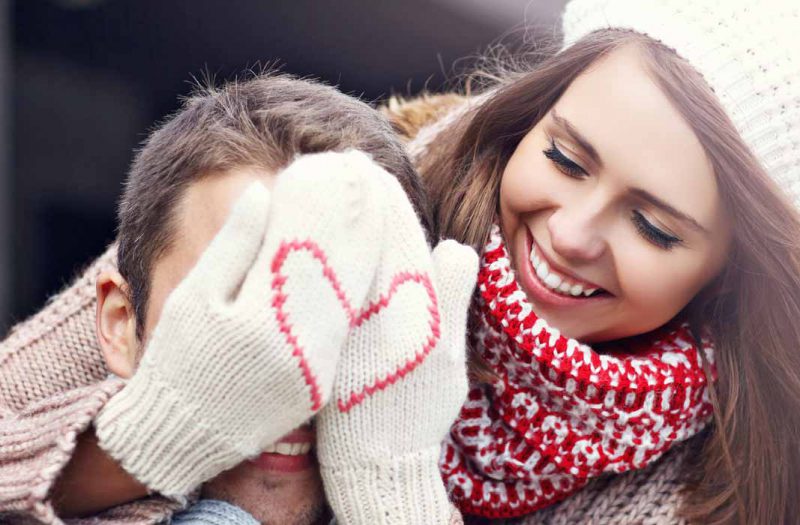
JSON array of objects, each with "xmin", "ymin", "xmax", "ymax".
[{"xmin": 431, "ymin": 240, "xmax": 478, "ymax": 360}]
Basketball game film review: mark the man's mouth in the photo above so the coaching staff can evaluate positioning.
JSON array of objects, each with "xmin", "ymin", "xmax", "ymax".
[
  {"xmin": 261, "ymin": 442, "xmax": 312, "ymax": 455},
  {"xmin": 249, "ymin": 426, "xmax": 316, "ymax": 473}
]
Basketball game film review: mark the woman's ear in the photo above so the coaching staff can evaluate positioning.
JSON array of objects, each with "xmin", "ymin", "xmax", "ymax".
[{"xmin": 96, "ymin": 270, "xmax": 138, "ymax": 379}]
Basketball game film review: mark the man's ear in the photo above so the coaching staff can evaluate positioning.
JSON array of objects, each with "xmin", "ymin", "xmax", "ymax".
[{"xmin": 96, "ymin": 270, "xmax": 139, "ymax": 379}]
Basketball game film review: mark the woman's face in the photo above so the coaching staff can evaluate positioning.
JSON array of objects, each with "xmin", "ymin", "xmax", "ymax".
[{"xmin": 499, "ymin": 44, "xmax": 732, "ymax": 343}]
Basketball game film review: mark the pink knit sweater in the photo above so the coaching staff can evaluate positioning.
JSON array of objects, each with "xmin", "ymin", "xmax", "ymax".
[{"xmin": 0, "ymin": 244, "xmax": 183, "ymax": 525}]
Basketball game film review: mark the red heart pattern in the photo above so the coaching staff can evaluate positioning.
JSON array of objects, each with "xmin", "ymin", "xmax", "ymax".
[{"xmin": 270, "ymin": 238, "xmax": 441, "ymax": 413}]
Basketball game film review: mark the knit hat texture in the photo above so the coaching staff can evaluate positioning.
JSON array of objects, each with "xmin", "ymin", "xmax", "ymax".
[{"xmin": 562, "ymin": 0, "xmax": 800, "ymax": 210}]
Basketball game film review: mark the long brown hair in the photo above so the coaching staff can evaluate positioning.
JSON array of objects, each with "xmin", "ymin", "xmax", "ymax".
[{"xmin": 421, "ymin": 30, "xmax": 800, "ymax": 525}]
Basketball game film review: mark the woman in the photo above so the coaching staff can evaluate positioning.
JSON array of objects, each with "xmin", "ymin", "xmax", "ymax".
[
  {"xmin": 3, "ymin": 1, "xmax": 799, "ymax": 524},
  {"xmin": 403, "ymin": 0, "xmax": 799, "ymax": 523}
]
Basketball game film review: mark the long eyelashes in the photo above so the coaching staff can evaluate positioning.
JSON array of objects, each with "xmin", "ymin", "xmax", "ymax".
[
  {"xmin": 543, "ymin": 138, "xmax": 587, "ymax": 178},
  {"xmin": 541, "ymin": 138, "xmax": 682, "ymax": 250},
  {"xmin": 632, "ymin": 211, "xmax": 681, "ymax": 249}
]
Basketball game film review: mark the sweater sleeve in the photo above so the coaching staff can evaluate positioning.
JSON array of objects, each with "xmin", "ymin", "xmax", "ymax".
[
  {"xmin": 0, "ymin": 242, "xmax": 194, "ymax": 525},
  {"xmin": 0, "ymin": 244, "xmax": 118, "ymax": 523},
  {"xmin": 0, "ymin": 243, "xmax": 185, "ymax": 525},
  {"xmin": 0, "ymin": 378, "xmax": 125, "ymax": 524}
]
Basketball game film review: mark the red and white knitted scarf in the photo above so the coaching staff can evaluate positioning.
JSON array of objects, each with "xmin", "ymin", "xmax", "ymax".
[{"xmin": 440, "ymin": 225, "xmax": 716, "ymax": 518}]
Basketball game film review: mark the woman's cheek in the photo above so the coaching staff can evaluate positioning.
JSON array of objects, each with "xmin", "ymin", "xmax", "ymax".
[{"xmin": 620, "ymin": 249, "xmax": 704, "ymax": 328}]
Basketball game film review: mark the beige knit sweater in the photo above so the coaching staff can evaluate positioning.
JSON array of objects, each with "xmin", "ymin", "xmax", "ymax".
[
  {"xmin": 0, "ymin": 245, "xmax": 183, "ymax": 525},
  {"xmin": 0, "ymin": 95, "xmax": 692, "ymax": 525}
]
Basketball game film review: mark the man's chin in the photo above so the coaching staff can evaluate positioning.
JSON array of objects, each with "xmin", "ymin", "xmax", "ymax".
[{"xmin": 201, "ymin": 459, "xmax": 326, "ymax": 525}]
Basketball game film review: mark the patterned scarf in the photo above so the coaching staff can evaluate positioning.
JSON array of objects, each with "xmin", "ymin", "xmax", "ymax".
[{"xmin": 440, "ymin": 225, "xmax": 716, "ymax": 518}]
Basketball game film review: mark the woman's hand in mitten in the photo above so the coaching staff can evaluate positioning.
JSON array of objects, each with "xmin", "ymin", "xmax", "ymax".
[
  {"xmin": 96, "ymin": 150, "xmax": 388, "ymax": 498},
  {"xmin": 317, "ymin": 168, "xmax": 479, "ymax": 525}
]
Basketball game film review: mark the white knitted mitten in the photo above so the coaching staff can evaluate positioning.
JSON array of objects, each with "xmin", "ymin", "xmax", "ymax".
[
  {"xmin": 96, "ymin": 150, "xmax": 387, "ymax": 498},
  {"xmin": 316, "ymin": 169, "xmax": 479, "ymax": 525}
]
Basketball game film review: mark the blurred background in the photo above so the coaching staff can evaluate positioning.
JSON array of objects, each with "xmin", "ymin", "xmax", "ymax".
[{"xmin": 7, "ymin": 0, "xmax": 565, "ymax": 331}]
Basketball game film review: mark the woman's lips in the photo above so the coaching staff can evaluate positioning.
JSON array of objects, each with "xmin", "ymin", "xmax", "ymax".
[{"xmin": 518, "ymin": 228, "xmax": 611, "ymax": 308}]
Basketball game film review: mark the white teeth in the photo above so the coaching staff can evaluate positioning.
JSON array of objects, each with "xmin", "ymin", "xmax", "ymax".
[
  {"xmin": 529, "ymin": 241, "xmax": 600, "ymax": 298},
  {"xmin": 265, "ymin": 442, "xmax": 312, "ymax": 456},
  {"xmin": 544, "ymin": 273, "xmax": 562, "ymax": 289},
  {"xmin": 536, "ymin": 260, "xmax": 549, "ymax": 280}
]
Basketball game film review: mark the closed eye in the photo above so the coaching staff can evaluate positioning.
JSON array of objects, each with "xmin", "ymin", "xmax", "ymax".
[
  {"xmin": 543, "ymin": 137, "xmax": 587, "ymax": 178},
  {"xmin": 632, "ymin": 210, "xmax": 682, "ymax": 250}
]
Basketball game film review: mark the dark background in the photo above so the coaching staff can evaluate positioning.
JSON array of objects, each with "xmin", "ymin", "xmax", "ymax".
[{"xmin": 8, "ymin": 0, "xmax": 564, "ymax": 331}]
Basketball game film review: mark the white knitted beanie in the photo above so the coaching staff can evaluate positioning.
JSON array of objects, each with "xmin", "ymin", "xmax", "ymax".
[{"xmin": 562, "ymin": 0, "xmax": 800, "ymax": 210}]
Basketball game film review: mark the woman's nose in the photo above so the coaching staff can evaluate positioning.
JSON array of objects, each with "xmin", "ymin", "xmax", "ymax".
[{"xmin": 546, "ymin": 204, "xmax": 607, "ymax": 262}]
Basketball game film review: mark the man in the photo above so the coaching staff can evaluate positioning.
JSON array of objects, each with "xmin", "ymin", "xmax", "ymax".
[{"xmin": 1, "ymin": 73, "xmax": 473, "ymax": 525}]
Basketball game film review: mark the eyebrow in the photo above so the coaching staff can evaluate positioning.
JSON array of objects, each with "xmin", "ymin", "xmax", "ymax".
[
  {"xmin": 630, "ymin": 188, "xmax": 709, "ymax": 234},
  {"xmin": 550, "ymin": 109, "xmax": 604, "ymax": 168},
  {"xmin": 549, "ymin": 109, "xmax": 709, "ymax": 236}
]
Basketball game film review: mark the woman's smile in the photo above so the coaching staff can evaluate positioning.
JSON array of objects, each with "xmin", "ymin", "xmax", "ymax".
[
  {"xmin": 516, "ymin": 225, "xmax": 612, "ymax": 310},
  {"xmin": 526, "ymin": 227, "xmax": 606, "ymax": 297}
]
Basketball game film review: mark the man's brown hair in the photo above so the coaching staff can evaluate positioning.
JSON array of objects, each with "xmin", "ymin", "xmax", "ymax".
[{"xmin": 117, "ymin": 72, "xmax": 428, "ymax": 337}]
